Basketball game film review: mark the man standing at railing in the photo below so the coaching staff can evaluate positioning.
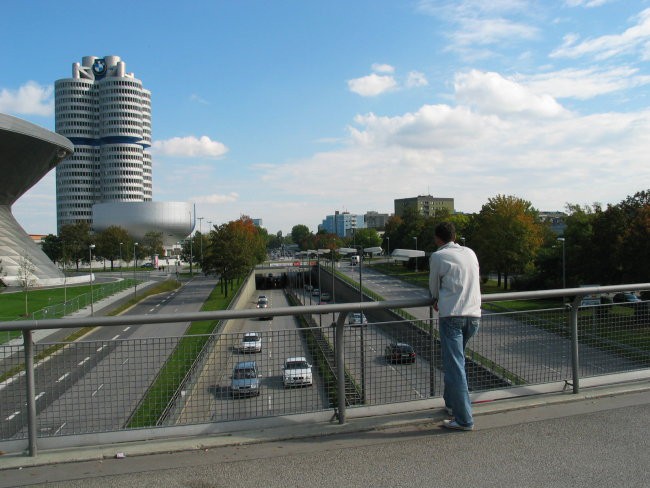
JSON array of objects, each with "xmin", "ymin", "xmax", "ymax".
[{"xmin": 429, "ymin": 222, "xmax": 481, "ymax": 431}]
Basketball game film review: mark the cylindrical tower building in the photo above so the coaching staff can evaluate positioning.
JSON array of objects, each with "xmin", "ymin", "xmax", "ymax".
[{"xmin": 55, "ymin": 55, "xmax": 152, "ymax": 232}]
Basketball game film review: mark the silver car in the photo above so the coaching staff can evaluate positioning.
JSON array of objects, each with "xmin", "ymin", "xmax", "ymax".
[{"xmin": 231, "ymin": 361, "xmax": 261, "ymax": 397}]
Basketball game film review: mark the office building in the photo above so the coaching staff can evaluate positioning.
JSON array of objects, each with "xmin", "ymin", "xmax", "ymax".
[
  {"xmin": 319, "ymin": 211, "xmax": 366, "ymax": 238},
  {"xmin": 394, "ymin": 195, "xmax": 454, "ymax": 218},
  {"xmin": 55, "ymin": 56, "xmax": 192, "ymax": 245}
]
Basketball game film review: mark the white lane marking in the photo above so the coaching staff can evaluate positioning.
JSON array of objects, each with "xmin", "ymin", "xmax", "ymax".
[
  {"xmin": 149, "ymin": 308, "xmax": 155, "ymax": 312},
  {"xmin": 56, "ymin": 372, "xmax": 70, "ymax": 383},
  {"xmin": 123, "ymin": 327, "xmax": 131, "ymax": 332},
  {"xmin": 0, "ymin": 371, "xmax": 25, "ymax": 391},
  {"xmin": 268, "ymin": 395, "xmax": 273, "ymax": 411},
  {"xmin": 54, "ymin": 422, "xmax": 67, "ymax": 436},
  {"xmin": 111, "ymin": 335, "xmax": 120, "ymax": 341},
  {"xmin": 35, "ymin": 392, "xmax": 45, "ymax": 401},
  {"xmin": 78, "ymin": 357, "xmax": 91, "ymax": 366},
  {"xmin": 122, "ymin": 358, "xmax": 129, "ymax": 365},
  {"xmin": 155, "ymin": 304, "xmax": 161, "ymax": 307},
  {"xmin": 6, "ymin": 411, "xmax": 20, "ymax": 421},
  {"xmin": 97, "ymin": 346, "xmax": 105, "ymax": 352},
  {"xmin": 92, "ymin": 384, "xmax": 104, "ymax": 397}
]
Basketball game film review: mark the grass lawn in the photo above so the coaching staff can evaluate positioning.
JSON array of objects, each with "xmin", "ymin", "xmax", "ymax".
[{"xmin": 0, "ymin": 280, "xmax": 137, "ymax": 321}]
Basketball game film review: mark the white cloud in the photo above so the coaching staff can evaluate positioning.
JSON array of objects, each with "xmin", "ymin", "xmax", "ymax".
[
  {"xmin": 551, "ymin": 7, "xmax": 650, "ymax": 60},
  {"xmin": 564, "ymin": 0, "xmax": 611, "ymax": 7},
  {"xmin": 371, "ymin": 63, "xmax": 395, "ymax": 73},
  {"xmin": 151, "ymin": 135, "xmax": 229, "ymax": 158},
  {"xmin": 517, "ymin": 67, "xmax": 650, "ymax": 100},
  {"xmin": 455, "ymin": 70, "xmax": 568, "ymax": 117},
  {"xmin": 450, "ymin": 17, "xmax": 539, "ymax": 47},
  {"xmin": 347, "ymin": 73, "xmax": 397, "ymax": 97},
  {"xmin": 406, "ymin": 71, "xmax": 429, "ymax": 88},
  {"xmin": 189, "ymin": 94, "xmax": 210, "ymax": 105},
  {"xmin": 0, "ymin": 81, "xmax": 53, "ymax": 116},
  {"xmin": 195, "ymin": 192, "xmax": 239, "ymax": 204}
]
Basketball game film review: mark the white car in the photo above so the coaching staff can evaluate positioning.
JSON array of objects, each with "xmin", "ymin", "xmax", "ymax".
[
  {"xmin": 348, "ymin": 312, "xmax": 368, "ymax": 325},
  {"xmin": 239, "ymin": 332, "xmax": 262, "ymax": 353},
  {"xmin": 282, "ymin": 357, "xmax": 313, "ymax": 387}
]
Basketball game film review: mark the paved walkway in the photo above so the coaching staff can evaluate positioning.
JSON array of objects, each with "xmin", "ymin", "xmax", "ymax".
[{"xmin": 1, "ymin": 380, "xmax": 649, "ymax": 487}]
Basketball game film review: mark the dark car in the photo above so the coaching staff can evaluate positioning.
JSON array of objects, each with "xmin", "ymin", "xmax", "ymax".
[
  {"xmin": 613, "ymin": 292, "xmax": 641, "ymax": 303},
  {"xmin": 385, "ymin": 342, "xmax": 416, "ymax": 363}
]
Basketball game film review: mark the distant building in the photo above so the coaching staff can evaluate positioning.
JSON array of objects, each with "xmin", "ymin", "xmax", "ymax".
[
  {"xmin": 539, "ymin": 211, "xmax": 567, "ymax": 235},
  {"xmin": 319, "ymin": 211, "xmax": 366, "ymax": 238},
  {"xmin": 394, "ymin": 195, "xmax": 454, "ymax": 218},
  {"xmin": 252, "ymin": 218, "xmax": 263, "ymax": 227},
  {"xmin": 365, "ymin": 211, "xmax": 391, "ymax": 230}
]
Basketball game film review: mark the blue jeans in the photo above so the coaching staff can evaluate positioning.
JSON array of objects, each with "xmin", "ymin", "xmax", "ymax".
[{"xmin": 440, "ymin": 316, "xmax": 480, "ymax": 427}]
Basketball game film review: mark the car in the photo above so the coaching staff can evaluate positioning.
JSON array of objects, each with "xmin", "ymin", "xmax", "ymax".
[
  {"xmin": 141, "ymin": 262, "xmax": 154, "ymax": 268},
  {"xmin": 282, "ymin": 357, "xmax": 313, "ymax": 387},
  {"xmin": 320, "ymin": 292, "xmax": 331, "ymax": 301},
  {"xmin": 348, "ymin": 312, "xmax": 368, "ymax": 325},
  {"xmin": 312, "ymin": 288, "xmax": 320, "ymax": 297},
  {"xmin": 385, "ymin": 342, "xmax": 416, "ymax": 363},
  {"xmin": 613, "ymin": 292, "xmax": 641, "ymax": 303},
  {"xmin": 239, "ymin": 332, "xmax": 262, "ymax": 353},
  {"xmin": 257, "ymin": 295, "xmax": 268, "ymax": 304},
  {"xmin": 231, "ymin": 361, "xmax": 261, "ymax": 397}
]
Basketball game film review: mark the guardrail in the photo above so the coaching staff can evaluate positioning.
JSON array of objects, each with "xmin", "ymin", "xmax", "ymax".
[{"xmin": 1, "ymin": 283, "xmax": 649, "ymax": 457}]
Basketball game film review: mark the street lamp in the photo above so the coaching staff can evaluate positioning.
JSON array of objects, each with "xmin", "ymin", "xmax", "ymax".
[
  {"xmin": 119, "ymin": 242, "xmax": 123, "ymax": 278},
  {"xmin": 413, "ymin": 236, "xmax": 418, "ymax": 272},
  {"xmin": 386, "ymin": 236, "xmax": 390, "ymax": 263},
  {"xmin": 557, "ymin": 237, "xmax": 566, "ymax": 289},
  {"xmin": 89, "ymin": 244, "xmax": 95, "ymax": 316},
  {"xmin": 133, "ymin": 242, "xmax": 139, "ymax": 299},
  {"xmin": 197, "ymin": 216, "xmax": 204, "ymax": 272}
]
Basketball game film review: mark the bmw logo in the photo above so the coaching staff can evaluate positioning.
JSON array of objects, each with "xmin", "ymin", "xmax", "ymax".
[{"xmin": 92, "ymin": 59, "xmax": 107, "ymax": 76}]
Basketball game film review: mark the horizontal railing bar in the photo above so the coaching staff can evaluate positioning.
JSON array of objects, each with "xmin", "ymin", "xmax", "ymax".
[{"xmin": 0, "ymin": 283, "xmax": 648, "ymax": 333}]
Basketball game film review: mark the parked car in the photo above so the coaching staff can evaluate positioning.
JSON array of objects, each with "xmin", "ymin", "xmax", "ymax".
[
  {"xmin": 385, "ymin": 343, "xmax": 416, "ymax": 364},
  {"xmin": 231, "ymin": 361, "xmax": 261, "ymax": 397},
  {"xmin": 141, "ymin": 262, "xmax": 154, "ymax": 268},
  {"xmin": 320, "ymin": 292, "xmax": 331, "ymax": 301},
  {"xmin": 282, "ymin": 357, "xmax": 313, "ymax": 387},
  {"xmin": 348, "ymin": 312, "xmax": 368, "ymax": 325},
  {"xmin": 239, "ymin": 332, "xmax": 262, "ymax": 353},
  {"xmin": 613, "ymin": 292, "xmax": 641, "ymax": 303},
  {"xmin": 312, "ymin": 288, "xmax": 320, "ymax": 297}
]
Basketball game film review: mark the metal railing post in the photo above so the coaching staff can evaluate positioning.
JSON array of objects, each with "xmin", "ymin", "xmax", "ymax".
[
  {"xmin": 336, "ymin": 312, "xmax": 347, "ymax": 424},
  {"xmin": 23, "ymin": 330, "xmax": 38, "ymax": 457},
  {"xmin": 429, "ymin": 306, "xmax": 436, "ymax": 396},
  {"xmin": 570, "ymin": 296, "xmax": 582, "ymax": 394}
]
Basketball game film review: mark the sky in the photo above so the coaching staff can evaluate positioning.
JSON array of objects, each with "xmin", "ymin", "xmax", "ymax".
[{"xmin": 2, "ymin": 0, "xmax": 650, "ymax": 236}]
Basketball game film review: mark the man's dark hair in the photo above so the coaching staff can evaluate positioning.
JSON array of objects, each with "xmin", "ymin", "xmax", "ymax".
[{"xmin": 434, "ymin": 222, "xmax": 456, "ymax": 244}]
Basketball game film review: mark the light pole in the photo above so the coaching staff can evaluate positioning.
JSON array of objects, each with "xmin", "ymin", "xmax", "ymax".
[
  {"xmin": 197, "ymin": 216, "xmax": 204, "ymax": 272},
  {"xmin": 89, "ymin": 244, "xmax": 95, "ymax": 316},
  {"xmin": 557, "ymin": 237, "xmax": 566, "ymax": 289},
  {"xmin": 386, "ymin": 236, "xmax": 390, "ymax": 263},
  {"xmin": 119, "ymin": 242, "xmax": 123, "ymax": 278},
  {"xmin": 133, "ymin": 242, "xmax": 138, "ymax": 299},
  {"xmin": 413, "ymin": 236, "xmax": 418, "ymax": 272}
]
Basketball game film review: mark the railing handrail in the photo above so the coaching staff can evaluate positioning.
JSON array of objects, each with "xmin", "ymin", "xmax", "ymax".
[{"xmin": 1, "ymin": 283, "xmax": 648, "ymax": 333}]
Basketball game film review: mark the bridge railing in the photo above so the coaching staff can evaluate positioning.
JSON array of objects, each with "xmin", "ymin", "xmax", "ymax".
[{"xmin": 1, "ymin": 283, "xmax": 649, "ymax": 457}]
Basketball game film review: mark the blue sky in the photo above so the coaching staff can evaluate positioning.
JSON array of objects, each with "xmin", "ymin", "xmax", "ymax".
[{"xmin": 3, "ymin": 0, "xmax": 650, "ymax": 236}]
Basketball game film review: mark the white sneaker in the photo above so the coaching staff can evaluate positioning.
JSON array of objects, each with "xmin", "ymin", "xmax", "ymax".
[{"xmin": 442, "ymin": 419, "xmax": 473, "ymax": 431}]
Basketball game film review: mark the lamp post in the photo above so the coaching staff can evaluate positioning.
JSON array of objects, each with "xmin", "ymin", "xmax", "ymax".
[
  {"xmin": 413, "ymin": 236, "xmax": 418, "ymax": 272},
  {"xmin": 197, "ymin": 216, "xmax": 204, "ymax": 272},
  {"xmin": 133, "ymin": 242, "xmax": 138, "ymax": 299},
  {"xmin": 557, "ymin": 237, "xmax": 566, "ymax": 289},
  {"xmin": 386, "ymin": 236, "xmax": 390, "ymax": 263},
  {"xmin": 119, "ymin": 242, "xmax": 123, "ymax": 278},
  {"xmin": 89, "ymin": 244, "xmax": 95, "ymax": 316}
]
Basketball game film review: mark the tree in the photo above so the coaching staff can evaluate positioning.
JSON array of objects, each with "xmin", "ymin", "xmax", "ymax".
[
  {"xmin": 142, "ymin": 231, "xmax": 164, "ymax": 264},
  {"xmin": 41, "ymin": 234, "xmax": 63, "ymax": 264},
  {"xmin": 95, "ymin": 226, "xmax": 131, "ymax": 271},
  {"xmin": 291, "ymin": 224, "xmax": 312, "ymax": 250},
  {"xmin": 472, "ymin": 195, "xmax": 545, "ymax": 290},
  {"xmin": 59, "ymin": 222, "xmax": 91, "ymax": 271},
  {"xmin": 17, "ymin": 254, "xmax": 37, "ymax": 316},
  {"xmin": 349, "ymin": 228, "xmax": 382, "ymax": 250}
]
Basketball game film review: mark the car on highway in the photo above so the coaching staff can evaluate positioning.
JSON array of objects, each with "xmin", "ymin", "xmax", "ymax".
[
  {"xmin": 257, "ymin": 295, "xmax": 268, "ymax": 304},
  {"xmin": 238, "ymin": 332, "xmax": 262, "ymax": 353},
  {"xmin": 320, "ymin": 292, "xmax": 331, "ymax": 301},
  {"xmin": 231, "ymin": 361, "xmax": 261, "ymax": 397},
  {"xmin": 613, "ymin": 292, "xmax": 641, "ymax": 303},
  {"xmin": 312, "ymin": 288, "xmax": 320, "ymax": 297},
  {"xmin": 256, "ymin": 299, "xmax": 273, "ymax": 320},
  {"xmin": 282, "ymin": 357, "xmax": 313, "ymax": 387},
  {"xmin": 348, "ymin": 312, "xmax": 368, "ymax": 325},
  {"xmin": 385, "ymin": 342, "xmax": 416, "ymax": 364}
]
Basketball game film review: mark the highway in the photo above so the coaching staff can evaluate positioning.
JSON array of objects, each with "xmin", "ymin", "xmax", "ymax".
[{"xmin": 0, "ymin": 278, "xmax": 218, "ymax": 439}]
